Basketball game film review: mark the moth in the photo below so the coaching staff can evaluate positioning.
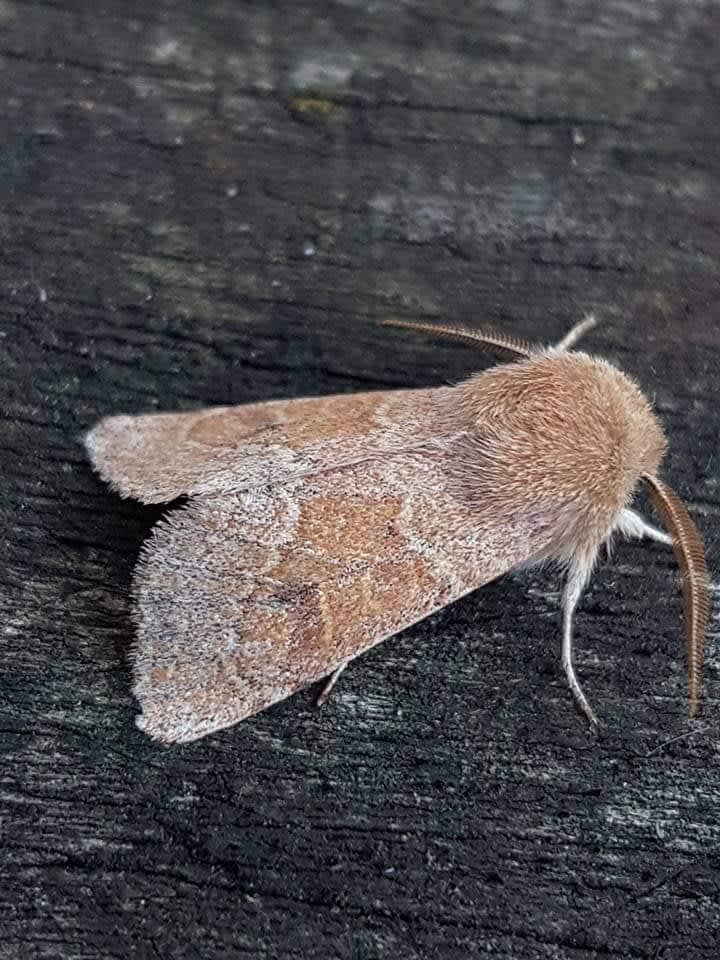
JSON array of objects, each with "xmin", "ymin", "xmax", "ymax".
[{"xmin": 85, "ymin": 317, "xmax": 709, "ymax": 743}]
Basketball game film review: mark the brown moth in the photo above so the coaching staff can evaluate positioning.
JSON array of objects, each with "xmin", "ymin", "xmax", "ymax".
[{"xmin": 85, "ymin": 317, "xmax": 710, "ymax": 743}]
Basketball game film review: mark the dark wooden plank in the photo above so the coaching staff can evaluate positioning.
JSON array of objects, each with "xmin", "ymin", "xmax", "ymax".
[{"xmin": 1, "ymin": 1, "xmax": 719, "ymax": 957}]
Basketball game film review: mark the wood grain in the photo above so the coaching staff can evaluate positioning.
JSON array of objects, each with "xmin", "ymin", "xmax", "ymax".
[{"xmin": 1, "ymin": 1, "xmax": 719, "ymax": 957}]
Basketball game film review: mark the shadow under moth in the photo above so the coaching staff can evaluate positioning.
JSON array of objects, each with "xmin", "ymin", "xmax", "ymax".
[{"xmin": 85, "ymin": 317, "xmax": 709, "ymax": 743}]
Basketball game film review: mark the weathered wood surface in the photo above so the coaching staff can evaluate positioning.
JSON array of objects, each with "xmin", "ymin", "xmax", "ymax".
[{"xmin": 1, "ymin": 1, "xmax": 719, "ymax": 957}]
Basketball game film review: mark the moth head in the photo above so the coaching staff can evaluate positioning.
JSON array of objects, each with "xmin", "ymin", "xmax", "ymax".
[
  {"xmin": 585, "ymin": 352, "xmax": 668, "ymax": 498},
  {"xmin": 456, "ymin": 350, "xmax": 669, "ymax": 525}
]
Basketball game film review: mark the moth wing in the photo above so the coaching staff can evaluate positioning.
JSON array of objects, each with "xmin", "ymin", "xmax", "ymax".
[
  {"xmin": 132, "ymin": 450, "xmax": 540, "ymax": 742},
  {"xmin": 85, "ymin": 388, "xmax": 447, "ymax": 503}
]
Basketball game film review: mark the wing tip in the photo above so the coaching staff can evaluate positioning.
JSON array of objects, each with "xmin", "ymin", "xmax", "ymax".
[
  {"xmin": 84, "ymin": 415, "xmax": 181, "ymax": 503},
  {"xmin": 83, "ymin": 415, "xmax": 139, "ymax": 500},
  {"xmin": 84, "ymin": 414, "xmax": 134, "ymax": 456},
  {"xmin": 134, "ymin": 673, "xmax": 224, "ymax": 745},
  {"xmin": 135, "ymin": 710, "xmax": 179, "ymax": 744},
  {"xmin": 135, "ymin": 699, "xmax": 198, "ymax": 744}
]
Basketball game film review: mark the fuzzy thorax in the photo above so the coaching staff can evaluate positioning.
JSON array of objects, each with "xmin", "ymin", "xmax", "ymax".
[{"xmin": 454, "ymin": 350, "xmax": 668, "ymax": 563}]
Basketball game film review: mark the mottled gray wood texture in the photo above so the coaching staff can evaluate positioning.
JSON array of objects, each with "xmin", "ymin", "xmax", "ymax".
[{"xmin": 1, "ymin": 1, "xmax": 719, "ymax": 957}]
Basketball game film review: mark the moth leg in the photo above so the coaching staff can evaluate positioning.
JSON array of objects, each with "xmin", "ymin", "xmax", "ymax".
[
  {"xmin": 554, "ymin": 314, "xmax": 598, "ymax": 351},
  {"xmin": 315, "ymin": 663, "xmax": 348, "ymax": 707},
  {"xmin": 616, "ymin": 507, "xmax": 673, "ymax": 546},
  {"xmin": 562, "ymin": 560, "xmax": 600, "ymax": 727}
]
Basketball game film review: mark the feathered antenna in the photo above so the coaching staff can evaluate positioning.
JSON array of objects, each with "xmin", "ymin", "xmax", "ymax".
[
  {"xmin": 642, "ymin": 474, "xmax": 710, "ymax": 716},
  {"xmin": 383, "ymin": 314, "xmax": 598, "ymax": 359},
  {"xmin": 381, "ymin": 319, "xmax": 534, "ymax": 360}
]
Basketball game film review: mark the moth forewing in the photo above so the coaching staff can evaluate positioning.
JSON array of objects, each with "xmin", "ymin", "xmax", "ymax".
[
  {"xmin": 84, "ymin": 387, "xmax": 455, "ymax": 504},
  {"xmin": 130, "ymin": 447, "xmax": 543, "ymax": 743}
]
